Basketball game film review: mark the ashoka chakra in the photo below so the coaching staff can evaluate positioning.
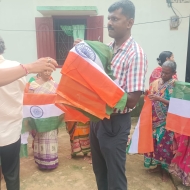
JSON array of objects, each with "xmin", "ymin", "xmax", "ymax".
[
  {"xmin": 30, "ymin": 106, "xmax": 43, "ymax": 118},
  {"xmin": 75, "ymin": 43, "xmax": 96, "ymax": 61}
]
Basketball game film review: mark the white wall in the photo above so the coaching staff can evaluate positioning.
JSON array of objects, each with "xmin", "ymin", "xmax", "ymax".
[{"xmin": 0, "ymin": 0, "xmax": 189, "ymax": 87}]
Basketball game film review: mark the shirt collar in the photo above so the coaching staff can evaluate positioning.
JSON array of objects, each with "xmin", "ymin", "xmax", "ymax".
[{"xmin": 109, "ymin": 36, "xmax": 133, "ymax": 51}]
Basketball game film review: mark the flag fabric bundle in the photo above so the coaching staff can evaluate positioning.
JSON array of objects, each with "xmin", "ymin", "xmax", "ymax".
[
  {"xmin": 127, "ymin": 95, "xmax": 154, "ymax": 154},
  {"xmin": 56, "ymin": 40, "xmax": 127, "ymax": 120},
  {"xmin": 166, "ymin": 81, "xmax": 190, "ymax": 135}
]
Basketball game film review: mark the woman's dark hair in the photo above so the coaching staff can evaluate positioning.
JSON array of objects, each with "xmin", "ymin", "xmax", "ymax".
[
  {"xmin": 0, "ymin": 36, "xmax": 5, "ymax": 54},
  {"xmin": 157, "ymin": 51, "xmax": 173, "ymax": 66},
  {"xmin": 108, "ymin": 0, "xmax": 135, "ymax": 19}
]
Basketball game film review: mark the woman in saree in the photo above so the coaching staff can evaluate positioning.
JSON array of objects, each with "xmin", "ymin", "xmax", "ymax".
[
  {"xmin": 28, "ymin": 70, "xmax": 58, "ymax": 169},
  {"xmin": 66, "ymin": 121, "xmax": 91, "ymax": 162},
  {"xmin": 144, "ymin": 60, "xmax": 177, "ymax": 181},
  {"xmin": 28, "ymin": 73, "xmax": 41, "ymax": 83},
  {"xmin": 149, "ymin": 51, "xmax": 177, "ymax": 84},
  {"xmin": 169, "ymin": 134, "xmax": 190, "ymax": 186}
]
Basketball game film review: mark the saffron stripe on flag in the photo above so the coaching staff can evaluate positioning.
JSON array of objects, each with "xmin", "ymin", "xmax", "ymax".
[
  {"xmin": 166, "ymin": 113, "xmax": 190, "ymax": 136},
  {"xmin": 166, "ymin": 98, "xmax": 190, "ymax": 135},
  {"xmin": 23, "ymin": 93, "xmax": 56, "ymax": 105},
  {"xmin": 127, "ymin": 95, "xmax": 153, "ymax": 154}
]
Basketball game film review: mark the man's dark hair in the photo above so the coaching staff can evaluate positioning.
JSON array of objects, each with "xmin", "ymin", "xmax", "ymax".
[
  {"xmin": 108, "ymin": 0, "xmax": 135, "ymax": 19},
  {"xmin": 0, "ymin": 36, "xmax": 5, "ymax": 54}
]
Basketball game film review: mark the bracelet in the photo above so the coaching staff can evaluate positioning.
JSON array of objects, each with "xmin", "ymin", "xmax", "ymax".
[{"xmin": 20, "ymin": 64, "xmax": 29, "ymax": 76}]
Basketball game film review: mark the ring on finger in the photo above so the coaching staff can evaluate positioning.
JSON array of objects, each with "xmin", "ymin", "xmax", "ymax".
[{"xmin": 47, "ymin": 57, "xmax": 51, "ymax": 63}]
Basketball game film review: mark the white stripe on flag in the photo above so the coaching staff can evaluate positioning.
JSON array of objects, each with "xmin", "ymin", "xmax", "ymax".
[
  {"xmin": 21, "ymin": 132, "xmax": 29, "ymax": 144},
  {"xmin": 71, "ymin": 41, "xmax": 104, "ymax": 71},
  {"xmin": 168, "ymin": 98, "xmax": 190, "ymax": 118},
  {"xmin": 128, "ymin": 118, "xmax": 140, "ymax": 154},
  {"xmin": 23, "ymin": 104, "xmax": 64, "ymax": 119}
]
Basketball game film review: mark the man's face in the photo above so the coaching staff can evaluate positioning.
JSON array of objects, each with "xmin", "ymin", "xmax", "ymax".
[{"xmin": 107, "ymin": 8, "xmax": 133, "ymax": 39}]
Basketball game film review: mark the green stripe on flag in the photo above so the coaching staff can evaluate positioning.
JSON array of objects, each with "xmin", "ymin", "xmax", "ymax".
[
  {"xmin": 75, "ymin": 107, "xmax": 100, "ymax": 122},
  {"xmin": 114, "ymin": 93, "xmax": 128, "ymax": 111},
  {"xmin": 22, "ymin": 114, "xmax": 65, "ymax": 133},
  {"xmin": 20, "ymin": 144, "xmax": 28, "ymax": 158},
  {"xmin": 106, "ymin": 105, "xmax": 114, "ymax": 115},
  {"xmin": 172, "ymin": 81, "xmax": 190, "ymax": 100},
  {"xmin": 85, "ymin": 40, "xmax": 115, "ymax": 80},
  {"xmin": 126, "ymin": 138, "xmax": 132, "ymax": 154}
]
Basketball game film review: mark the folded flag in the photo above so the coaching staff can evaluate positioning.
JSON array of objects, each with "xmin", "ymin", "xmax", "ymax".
[
  {"xmin": 55, "ymin": 100, "xmax": 89, "ymax": 123},
  {"xmin": 57, "ymin": 74, "xmax": 113, "ymax": 119},
  {"xmin": 57, "ymin": 40, "xmax": 127, "ymax": 120},
  {"xmin": 166, "ymin": 81, "xmax": 190, "ymax": 136},
  {"xmin": 22, "ymin": 93, "xmax": 65, "ymax": 133},
  {"xmin": 127, "ymin": 95, "xmax": 154, "ymax": 154}
]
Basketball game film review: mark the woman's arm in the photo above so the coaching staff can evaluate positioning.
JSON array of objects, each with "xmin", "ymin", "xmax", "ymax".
[
  {"xmin": 0, "ymin": 66, "xmax": 26, "ymax": 87},
  {"xmin": 148, "ymin": 94, "xmax": 169, "ymax": 105},
  {"xmin": 0, "ymin": 57, "xmax": 58, "ymax": 87}
]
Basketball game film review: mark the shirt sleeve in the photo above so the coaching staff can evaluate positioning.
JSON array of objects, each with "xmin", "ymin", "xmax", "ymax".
[{"xmin": 126, "ymin": 52, "xmax": 148, "ymax": 93}]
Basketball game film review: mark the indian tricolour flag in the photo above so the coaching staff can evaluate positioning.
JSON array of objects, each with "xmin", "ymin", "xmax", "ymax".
[
  {"xmin": 127, "ymin": 95, "xmax": 154, "ymax": 154},
  {"xmin": 58, "ymin": 40, "xmax": 127, "ymax": 111},
  {"xmin": 22, "ymin": 93, "xmax": 65, "ymax": 133},
  {"xmin": 166, "ymin": 81, "xmax": 190, "ymax": 135}
]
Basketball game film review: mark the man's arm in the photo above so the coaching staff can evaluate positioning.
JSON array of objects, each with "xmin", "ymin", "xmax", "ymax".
[
  {"xmin": 125, "ymin": 51, "xmax": 148, "ymax": 109},
  {"xmin": 126, "ymin": 91, "xmax": 143, "ymax": 109},
  {"xmin": 0, "ymin": 57, "xmax": 57, "ymax": 87}
]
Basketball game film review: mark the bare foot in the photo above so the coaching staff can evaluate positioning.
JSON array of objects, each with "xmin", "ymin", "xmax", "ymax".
[
  {"xmin": 83, "ymin": 153, "xmax": 92, "ymax": 164},
  {"xmin": 67, "ymin": 154, "xmax": 76, "ymax": 160},
  {"xmin": 83, "ymin": 155, "xmax": 88, "ymax": 161},
  {"xmin": 162, "ymin": 169, "xmax": 170, "ymax": 182},
  {"xmin": 148, "ymin": 165, "xmax": 161, "ymax": 173},
  {"xmin": 67, "ymin": 155, "xmax": 72, "ymax": 160},
  {"xmin": 88, "ymin": 158, "xmax": 92, "ymax": 164}
]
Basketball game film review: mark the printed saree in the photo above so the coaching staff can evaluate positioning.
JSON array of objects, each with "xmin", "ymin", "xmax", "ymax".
[
  {"xmin": 169, "ymin": 134, "xmax": 190, "ymax": 186},
  {"xmin": 66, "ymin": 122, "xmax": 91, "ymax": 156},
  {"xmin": 29, "ymin": 80, "xmax": 59, "ymax": 169},
  {"xmin": 144, "ymin": 78, "xmax": 175, "ymax": 170}
]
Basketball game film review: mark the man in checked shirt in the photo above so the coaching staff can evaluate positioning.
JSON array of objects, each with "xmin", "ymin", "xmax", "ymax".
[{"xmin": 74, "ymin": 1, "xmax": 148, "ymax": 189}]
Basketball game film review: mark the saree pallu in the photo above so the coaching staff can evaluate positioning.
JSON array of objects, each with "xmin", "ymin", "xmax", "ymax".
[
  {"xmin": 169, "ymin": 135, "xmax": 190, "ymax": 186},
  {"xmin": 66, "ymin": 122, "xmax": 91, "ymax": 156},
  {"xmin": 144, "ymin": 78, "xmax": 175, "ymax": 170},
  {"xmin": 29, "ymin": 80, "xmax": 58, "ymax": 169}
]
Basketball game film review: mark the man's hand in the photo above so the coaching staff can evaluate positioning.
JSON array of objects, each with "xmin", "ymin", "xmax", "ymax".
[
  {"xmin": 73, "ymin": 38, "xmax": 83, "ymax": 46},
  {"xmin": 148, "ymin": 94, "xmax": 160, "ymax": 101},
  {"xmin": 126, "ymin": 91, "xmax": 142, "ymax": 109},
  {"xmin": 25, "ymin": 57, "xmax": 58, "ymax": 73}
]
